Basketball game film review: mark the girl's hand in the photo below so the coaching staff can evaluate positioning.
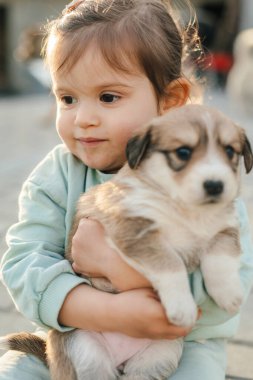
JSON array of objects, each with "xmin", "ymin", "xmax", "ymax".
[
  {"xmin": 71, "ymin": 218, "xmax": 111, "ymax": 278},
  {"xmin": 71, "ymin": 218, "xmax": 151, "ymax": 291}
]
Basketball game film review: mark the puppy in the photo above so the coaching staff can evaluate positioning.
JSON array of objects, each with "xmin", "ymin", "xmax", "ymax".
[{"xmin": 1, "ymin": 104, "xmax": 252, "ymax": 380}]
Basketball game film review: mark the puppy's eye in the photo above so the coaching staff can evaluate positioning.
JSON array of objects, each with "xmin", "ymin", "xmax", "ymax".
[
  {"xmin": 225, "ymin": 146, "xmax": 235, "ymax": 160},
  {"xmin": 176, "ymin": 146, "xmax": 192, "ymax": 161}
]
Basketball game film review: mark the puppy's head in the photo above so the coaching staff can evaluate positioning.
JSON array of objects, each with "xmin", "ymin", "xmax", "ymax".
[{"xmin": 126, "ymin": 104, "xmax": 253, "ymax": 207}]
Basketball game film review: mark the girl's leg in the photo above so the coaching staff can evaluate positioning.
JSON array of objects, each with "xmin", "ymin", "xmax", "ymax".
[
  {"xmin": 169, "ymin": 339, "xmax": 227, "ymax": 380},
  {"xmin": 0, "ymin": 351, "xmax": 49, "ymax": 380}
]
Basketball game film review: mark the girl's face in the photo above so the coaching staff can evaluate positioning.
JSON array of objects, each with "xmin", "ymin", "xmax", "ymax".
[{"xmin": 52, "ymin": 46, "xmax": 162, "ymax": 172}]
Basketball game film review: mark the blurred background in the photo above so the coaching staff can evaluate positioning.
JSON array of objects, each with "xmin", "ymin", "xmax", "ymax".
[
  {"xmin": 0, "ymin": 1, "xmax": 253, "ymax": 378},
  {"xmin": 0, "ymin": 0, "xmax": 252, "ymax": 95}
]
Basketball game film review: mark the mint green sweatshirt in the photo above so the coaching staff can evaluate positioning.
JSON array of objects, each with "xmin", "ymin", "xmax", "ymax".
[{"xmin": 1, "ymin": 144, "xmax": 253, "ymax": 341}]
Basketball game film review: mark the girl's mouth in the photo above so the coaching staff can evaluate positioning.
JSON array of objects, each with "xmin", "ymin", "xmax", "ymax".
[{"xmin": 77, "ymin": 137, "xmax": 107, "ymax": 147}]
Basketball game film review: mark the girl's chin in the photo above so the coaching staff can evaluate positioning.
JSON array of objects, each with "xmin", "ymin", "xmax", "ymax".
[
  {"xmin": 79, "ymin": 157, "xmax": 123, "ymax": 173},
  {"xmin": 75, "ymin": 148, "xmax": 125, "ymax": 173}
]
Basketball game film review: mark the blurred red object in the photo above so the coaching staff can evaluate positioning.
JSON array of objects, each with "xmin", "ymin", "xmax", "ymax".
[{"xmin": 203, "ymin": 52, "xmax": 233, "ymax": 73}]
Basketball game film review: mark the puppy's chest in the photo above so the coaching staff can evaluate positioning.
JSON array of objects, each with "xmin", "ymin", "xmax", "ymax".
[
  {"xmin": 160, "ymin": 215, "xmax": 232, "ymax": 273},
  {"xmin": 160, "ymin": 226, "xmax": 208, "ymax": 272}
]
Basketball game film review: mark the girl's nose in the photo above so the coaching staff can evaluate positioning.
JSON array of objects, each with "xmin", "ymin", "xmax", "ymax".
[{"xmin": 74, "ymin": 101, "xmax": 100, "ymax": 128}]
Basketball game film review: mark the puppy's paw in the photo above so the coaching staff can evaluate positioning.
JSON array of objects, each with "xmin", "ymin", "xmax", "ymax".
[
  {"xmin": 164, "ymin": 294, "xmax": 198, "ymax": 327},
  {"xmin": 209, "ymin": 282, "xmax": 243, "ymax": 314}
]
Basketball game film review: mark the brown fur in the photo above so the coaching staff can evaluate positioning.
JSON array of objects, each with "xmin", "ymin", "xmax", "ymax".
[
  {"xmin": 3, "ymin": 332, "xmax": 47, "ymax": 364},
  {"xmin": 47, "ymin": 331, "xmax": 77, "ymax": 380}
]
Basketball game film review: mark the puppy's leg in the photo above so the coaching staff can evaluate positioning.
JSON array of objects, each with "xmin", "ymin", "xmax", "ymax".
[
  {"xmin": 112, "ymin": 222, "xmax": 197, "ymax": 327},
  {"xmin": 47, "ymin": 330, "xmax": 118, "ymax": 380},
  {"xmin": 201, "ymin": 228, "xmax": 243, "ymax": 314},
  {"xmin": 122, "ymin": 339, "xmax": 183, "ymax": 380},
  {"xmin": 150, "ymin": 265, "xmax": 197, "ymax": 327}
]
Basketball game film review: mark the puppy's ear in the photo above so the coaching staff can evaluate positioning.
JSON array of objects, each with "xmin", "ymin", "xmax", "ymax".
[
  {"xmin": 242, "ymin": 134, "xmax": 253, "ymax": 173},
  {"xmin": 126, "ymin": 129, "xmax": 151, "ymax": 169}
]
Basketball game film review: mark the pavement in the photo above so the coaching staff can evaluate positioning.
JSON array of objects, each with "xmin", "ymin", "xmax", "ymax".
[{"xmin": 0, "ymin": 90, "xmax": 253, "ymax": 379}]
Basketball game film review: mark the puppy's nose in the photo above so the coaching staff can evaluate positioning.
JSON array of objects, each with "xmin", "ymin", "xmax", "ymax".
[{"xmin": 203, "ymin": 180, "xmax": 224, "ymax": 196}]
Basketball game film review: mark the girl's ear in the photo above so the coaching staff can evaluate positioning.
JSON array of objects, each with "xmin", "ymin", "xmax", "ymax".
[{"xmin": 159, "ymin": 78, "xmax": 191, "ymax": 114}]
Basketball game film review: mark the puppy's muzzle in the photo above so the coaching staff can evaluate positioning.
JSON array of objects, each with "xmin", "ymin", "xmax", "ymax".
[{"xmin": 203, "ymin": 180, "xmax": 224, "ymax": 197}]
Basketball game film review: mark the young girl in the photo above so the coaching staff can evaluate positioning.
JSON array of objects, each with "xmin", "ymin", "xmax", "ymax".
[{"xmin": 1, "ymin": 0, "xmax": 253, "ymax": 379}]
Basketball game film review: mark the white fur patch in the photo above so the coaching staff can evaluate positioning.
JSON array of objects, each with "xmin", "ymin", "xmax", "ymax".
[
  {"xmin": 66, "ymin": 330, "xmax": 118, "ymax": 380},
  {"xmin": 201, "ymin": 254, "xmax": 243, "ymax": 314}
]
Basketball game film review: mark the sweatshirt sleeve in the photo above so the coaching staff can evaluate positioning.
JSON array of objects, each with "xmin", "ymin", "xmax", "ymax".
[
  {"xmin": 186, "ymin": 197, "xmax": 253, "ymax": 340},
  {"xmin": 1, "ymin": 146, "xmax": 88, "ymax": 331}
]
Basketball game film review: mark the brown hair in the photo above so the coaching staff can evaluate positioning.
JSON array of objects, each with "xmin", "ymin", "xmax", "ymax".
[{"xmin": 43, "ymin": 0, "xmax": 201, "ymax": 98}]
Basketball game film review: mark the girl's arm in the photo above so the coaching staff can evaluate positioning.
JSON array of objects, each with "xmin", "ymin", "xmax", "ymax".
[
  {"xmin": 1, "ymin": 146, "xmax": 89, "ymax": 332},
  {"xmin": 58, "ymin": 284, "xmax": 192, "ymax": 339}
]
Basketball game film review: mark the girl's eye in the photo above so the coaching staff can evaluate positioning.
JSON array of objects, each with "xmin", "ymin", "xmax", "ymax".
[
  {"xmin": 176, "ymin": 146, "xmax": 193, "ymax": 161},
  {"xmin": 61, "ymin": 96, "xmax": 77, "ymax": 105},
  {"xmin": 225, "ymin": 145, "xmax": 235, "ymax": 160},
  {"xmin": 100, "ymin": 93, "xmax": 120, "ymax": 103}
]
